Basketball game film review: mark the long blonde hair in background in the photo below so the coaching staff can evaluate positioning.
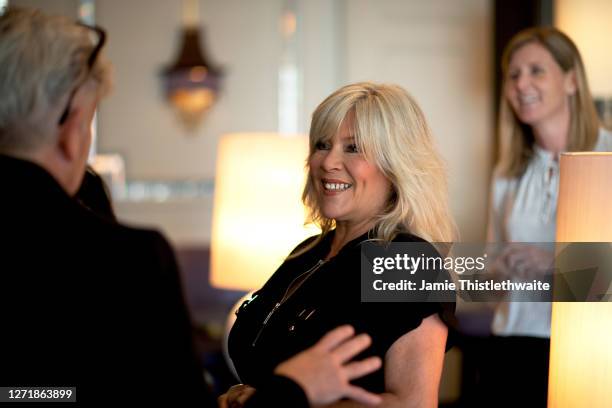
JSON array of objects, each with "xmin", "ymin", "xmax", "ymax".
[{"xmin": 496, "ymin": 26, "xmax": 600, "ymax": 178}]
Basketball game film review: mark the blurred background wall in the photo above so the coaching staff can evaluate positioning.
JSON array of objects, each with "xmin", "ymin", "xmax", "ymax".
[
  {"xmin": 5, "ymin": 0, "xmax": 611, "ymax": 405},
  {"xmin": 10, "ymin": 0, "xmax": 494, "ymax": 246}
]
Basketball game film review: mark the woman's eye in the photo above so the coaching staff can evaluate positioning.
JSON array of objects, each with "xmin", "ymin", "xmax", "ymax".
[
  {"xmin": 531, "ymin": 65, "xmax": 544, "ymax": 75},
  {"xmin": 315, "ymin": 141, "xmax": 330, "ymax": 150},
  {"xmin": 508, "ymin": 70, "xmax": 520, "ymax": 81},
  {"xmin": 346, "ymin": 144, "xmax": 360, "ymax": 153}
]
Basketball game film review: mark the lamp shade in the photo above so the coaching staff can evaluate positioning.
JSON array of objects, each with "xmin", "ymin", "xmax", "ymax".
[
  {"xmin": 556, "ymin": 0, "xmax": 612, "ymax": 97},
  {"xmin": 161, "ymin": 27, "xmax": 223, "ymax": 127},
  {"xmin": 549, "ymin": 153, "xmax": 612, "ymax": 407},
  {"xmin": 210, "ymin": 133, "xmax": 318, "ymax": 291}
]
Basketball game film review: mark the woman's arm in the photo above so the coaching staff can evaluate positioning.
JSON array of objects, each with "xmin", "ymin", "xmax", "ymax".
[
  {"xmin": 323, "ymin": 313, "xmax": 448, "ymax": 408},
  {"xmin": 220, "ymin": 325, "xmax": 383, "ymax": 408}
]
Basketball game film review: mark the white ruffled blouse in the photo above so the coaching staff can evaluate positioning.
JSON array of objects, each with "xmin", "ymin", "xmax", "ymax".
[{"xmin": 488, "ymin": 127, "xmax": 612, "ymax": 338}]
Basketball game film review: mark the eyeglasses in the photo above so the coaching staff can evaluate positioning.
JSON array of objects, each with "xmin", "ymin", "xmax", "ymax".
[{"xmin": 58, "ymin": 23, "xmax": 106, "ymax": 125}]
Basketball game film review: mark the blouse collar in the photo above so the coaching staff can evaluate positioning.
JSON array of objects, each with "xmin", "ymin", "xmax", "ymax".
[{"xmin": 532, "ymin": 143, "xmax": 561, "ymax": 166}]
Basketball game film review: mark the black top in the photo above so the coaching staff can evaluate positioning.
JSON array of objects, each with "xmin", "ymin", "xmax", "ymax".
[
  {"xmin": 229, "ymin": 230, "xmax": 455, "ymax": 393},
  {"xmin": 0, "ymin": 154, "xmax": 308, "ymax": 407}
]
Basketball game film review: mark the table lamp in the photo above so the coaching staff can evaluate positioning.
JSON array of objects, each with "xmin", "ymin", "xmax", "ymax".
[{"xmin": 210, "ymin": 133, "xmax": 319, "ymax": 291}]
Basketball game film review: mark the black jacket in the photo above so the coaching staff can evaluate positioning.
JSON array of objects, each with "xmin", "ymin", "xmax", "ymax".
[
  {"xmin": 0, "ymin": 154, "xmax": 214, "ymax": 405},
  {"xmin": 0, "ymin": 154, "xmax": 311, "ymax": 407}
]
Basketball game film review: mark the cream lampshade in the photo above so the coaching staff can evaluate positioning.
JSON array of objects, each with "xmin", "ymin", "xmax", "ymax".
[
  {"xmin": 549, "ymin": 152, "xmax": 612, "ymax": 407},
  {"xmin": 210, "ymin": 133, "xmax": 319, "ymax": 291}
]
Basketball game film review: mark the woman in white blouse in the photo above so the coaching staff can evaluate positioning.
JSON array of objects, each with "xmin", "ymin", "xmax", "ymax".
[{"xmin": 485, "ymin": 27, "xmax": 612, "ymax": 406}]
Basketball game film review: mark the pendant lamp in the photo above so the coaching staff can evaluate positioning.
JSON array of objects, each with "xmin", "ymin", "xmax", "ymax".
[{"xmin": 162, "ymin": 0, "xmax": 222, "ymax": 129}]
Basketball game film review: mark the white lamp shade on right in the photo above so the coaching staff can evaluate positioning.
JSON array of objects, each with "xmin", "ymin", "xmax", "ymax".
[{"xmin": 549, "ymin": 152, "xmax": 612, "ymax": 407}]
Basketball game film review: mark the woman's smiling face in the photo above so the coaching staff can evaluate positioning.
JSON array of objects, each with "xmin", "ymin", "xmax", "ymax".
[
  {"xmin": 504, "ymin": 41, "xmax": 576, "ymax": 128},
  {"xmin": 308, "ymin": 114, "xmax": 392, "ymax": 225}
]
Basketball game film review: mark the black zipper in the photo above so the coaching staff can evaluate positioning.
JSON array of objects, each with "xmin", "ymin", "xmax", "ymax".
[{"xmin": 251, "ymin": 259, "xmax": 326, "ymax": 347}]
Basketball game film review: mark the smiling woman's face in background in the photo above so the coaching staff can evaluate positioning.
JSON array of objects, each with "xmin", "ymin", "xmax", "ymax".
[{"xmin": 504, "ymin": 41, "xmax": 576, "ymax": 129}]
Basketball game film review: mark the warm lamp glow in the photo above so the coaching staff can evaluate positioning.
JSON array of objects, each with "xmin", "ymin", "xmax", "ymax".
[
  {"xmin": 210, "ymin": 133, "xmax": 319, "ymax": 291},
  {"xmin": 170, "ymin": 89, "xmax": 215, "ymax": 114},
  {"xmin": 556, "ymin": 0, "xmax": 612, "ymax": 97},
  {"xmin": 549, "ymin": 153, "xmax": 612, "ymax": 407}
]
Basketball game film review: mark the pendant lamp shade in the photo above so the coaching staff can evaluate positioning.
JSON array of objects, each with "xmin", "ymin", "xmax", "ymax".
[{"xmin": 162, "ymin": 26, "xmax": 223, "ymax": 128}]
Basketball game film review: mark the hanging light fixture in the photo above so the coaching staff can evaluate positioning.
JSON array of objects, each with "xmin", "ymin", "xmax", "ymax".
[{"xmin": 162, "ymin": 0, "xmax": 223, "ymax": 129}]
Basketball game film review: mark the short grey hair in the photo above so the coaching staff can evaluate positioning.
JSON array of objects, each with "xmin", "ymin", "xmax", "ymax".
[{"xmin": 0, "ymin": 7, "xmax": 112, "ymax": 154}]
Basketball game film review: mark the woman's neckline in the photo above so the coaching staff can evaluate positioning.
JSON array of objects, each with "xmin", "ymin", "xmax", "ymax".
[{"xmin": 320, "ymin": 229, "xmax": 373, "ymax": 261}]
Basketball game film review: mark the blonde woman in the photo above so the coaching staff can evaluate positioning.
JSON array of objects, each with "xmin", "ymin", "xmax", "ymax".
[
  {"xmin": 486, "ymin": 27, "xmax": 612, "ymax": 406},
  {"xmin": 226, "ymin": 82, "xmax": 456, "ymax": 407}
]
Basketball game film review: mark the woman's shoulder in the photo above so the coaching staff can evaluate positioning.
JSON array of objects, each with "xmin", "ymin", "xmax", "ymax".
[
  {"xmin": 490, "ymin": 173, "xmax": 518, "ymax": 192},
  {"xmin": 386, "ymin": 232, "xmax": 446, "ymax": 257},
  {"xmin": 595, "ymin": 127, "xmax": 612, "ymax": 151},
  {"xmin": 292, "ymin": 234, "xmax": 319, "ymax": 250},
  {"xmin": 289, "ymin": 233, "xmax": 327, "ymax": 256},
  {"xmin": 391, "ymin": 231, "xmax": 428, "ymax": 243}
]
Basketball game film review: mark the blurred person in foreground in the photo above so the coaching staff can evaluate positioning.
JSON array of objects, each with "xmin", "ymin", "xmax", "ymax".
[{"xmin": 0, "ymin": 7, "xmax": 382, "ymax": 406}]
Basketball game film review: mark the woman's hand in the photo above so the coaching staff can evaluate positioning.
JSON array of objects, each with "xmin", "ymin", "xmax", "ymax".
[
  {"xmin": 274, "ymin": 325, "xmax": 382, "ymax": 407},
  {"xmin": 500, "ymin": 243, "xmax": 554, "ymax": 279},
  {"xmin": 221, "ymin": 325, "xmax": 381, "ymax": 408},
  {"xmin": 218, "ymin": 384, "xmax": 257, "ymax": 408}
]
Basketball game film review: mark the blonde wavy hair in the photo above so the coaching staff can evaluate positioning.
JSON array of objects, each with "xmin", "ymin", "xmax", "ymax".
[
  {"xmin": 496, "ymin": 26, "xmax": 600, "ymax": 178},
  {"xmin": 0, "ymin": 7, "xmax": 112, "ymax": 154},
  {"xmin": 301, "ymin": 82, "xmax": 456, "ymax": 248}
]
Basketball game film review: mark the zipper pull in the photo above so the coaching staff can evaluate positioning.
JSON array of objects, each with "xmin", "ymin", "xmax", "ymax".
[
  {"xmin": 250, "ymin": 259, "xmax": 326, "ymax": 348},
  {"xmin": 252, "ymin": 302, "xmax": 280, "ymax": 347},
  {"xmin": 263, "ymin": 302, "xmax": 281, "ymax": 325}
]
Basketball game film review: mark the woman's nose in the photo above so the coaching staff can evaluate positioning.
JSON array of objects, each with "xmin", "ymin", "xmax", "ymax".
[
  {"xmin": 321, "ymin": 148, "xmax": 342, "ymax": 171},
  {"xmin": 515, "ymin": 72, "xmax": 530, "ymax": 91}
]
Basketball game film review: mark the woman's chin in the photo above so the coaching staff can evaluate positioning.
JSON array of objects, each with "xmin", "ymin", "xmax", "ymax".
[{"xmin": 515, "ymin": 109, "xmax": 543, "ymax": 126}]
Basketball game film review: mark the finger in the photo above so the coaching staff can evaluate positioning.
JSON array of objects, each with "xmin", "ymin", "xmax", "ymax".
[
  {"xmin": 228, "ymin": 387, "xmax": 254, "ymax": 407},
  {"xmin": 506, "ymin": 251, "xmax": 523, "ymax": 270},
  {"xmin": 227, "ymin": 389, "xmax": 243, "ymax": 406},
  {"xmin": 344, "ymin": 385, "xmax": 383, "ymax": 406},
  {"xmin": 236, "ymin": 388, "xmax": 257, "ymax": 406},
  {"xmin": 227, "ymin": 384, "xmax": 246, "ymax": 395},
  {"xmin": 344, "ymin": 356, "xmax": 382, "ymax": 380},
  {"xmin": 218, "ymin": 394, "xmax": 229, "ymax": 408},
  {"xmin": 500, "ymin": 245, "xmax": 523, "ymax": 265},
  {"xmin": 229, "ymin": 398, "xmax": 247, "ymax": 408},
  {"xmin": 499, "ymin": 245, "xmax": 516, "ymax": 258},
  {"xmin": 315, "ymin": 325, "xmax": 355, "ymax": 351},
  {"xmin": 333, "ymin": 333, "xmax": 372, "ymax": 363}
]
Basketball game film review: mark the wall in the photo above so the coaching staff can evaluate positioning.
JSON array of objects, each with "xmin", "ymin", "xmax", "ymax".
[
  {"xmin": 343, "ymin": 0, "xmax": 493, "ymax": 241},
  {"xmin": 7, "ymin": 0, "xmax": 493, "ymax": 244},
  {"xmin": 10, "ymin": 0, "xmax": 78, "ymax": 18},
  {"xmin": 556, "ymin": 0, "xmax": 612, "ymax": 97},
  {"xmin": 97, "ymin": 0, "xmax": 287, "ymax": 246},
  {"xmin": 96, "ymin": 0, "xmax": 282, "ymax": 180}
]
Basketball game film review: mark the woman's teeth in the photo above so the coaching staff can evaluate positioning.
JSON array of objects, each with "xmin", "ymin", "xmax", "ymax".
[
  {"xmin": 519, "ymin": 94, "xmax": 538, "ymax": 105},
  {"xmin": 324, "ymin": 182, "xmax": 352, "ymax": 191}
]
